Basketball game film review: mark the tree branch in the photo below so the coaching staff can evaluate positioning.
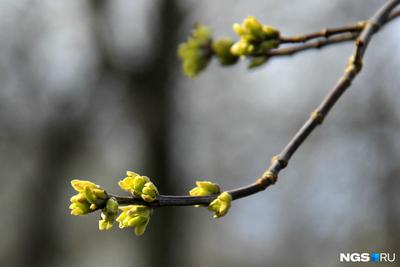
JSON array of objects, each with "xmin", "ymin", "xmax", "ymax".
[
  {"xmin": 269, "ymin": 32, "xmax": 358, "ymax": 57},
  {"xmin": 279, "ymin": 23, "xmax": 364, "ymax": 44},
  {"xmin": 269, "ymin": 8, "xmax": 400, "ymax": 57},
  {"xmin": 108, "ymin": 0, "xmax": 400, "ymax": 208}
]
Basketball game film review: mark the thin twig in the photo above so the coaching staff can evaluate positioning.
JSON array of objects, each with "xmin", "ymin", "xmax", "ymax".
[
  {"xmin": 279, "ymin": 9, "xmax": 399, "ymax": 44},
  {"xmin": 109, "ymin": 0, "xmax": 400, "ymax": 208},
  {"xmin": 269, "ymin": 32, "xmax": 358, "ymax": 57},
  {"xmin": 269, "ymin": 8, "xmax": 400, "ymax": 58},
  {"xmin": 280, "ymin": 24, "xmax": 364, "ymax": 43},
  {"xmin": 388, "ymin": 8, "xmax": 400, "ymax": 21}
]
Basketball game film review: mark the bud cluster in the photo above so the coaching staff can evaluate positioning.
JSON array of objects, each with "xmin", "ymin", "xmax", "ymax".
[
  {"xmin": 69, "ymin": 180, "xmax": 107, "ymax": 216},
  {"xmin": 177, "ymin": 16, "xmax": 281, "ymax": 76},
  {"xmin": 231, "ymin": 16, "xmax": 280, "ymax": 56},
  {"xmin": 70, "ymin": 174, "xmax": 234, "ymax": 235},
  {"xmin": 118, "ymin": 171, "xmax": 159, "ymax": 202},
  {"xmin": 116, "ymin": 205, "xmax": 151, "ymax": 236},
  {"xmin": 178, "ymin": 24, "xmax": 213, "ymax": 78}
]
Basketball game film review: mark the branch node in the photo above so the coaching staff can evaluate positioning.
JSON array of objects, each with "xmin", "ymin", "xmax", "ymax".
[
  {"xmin": 310, "ymin": 109, "xmax": 325, "ymax": 124},
  {"xmin": 321, "ymin": 28, "xmax": 328, "ymax": 37},
  {"xmin": 357, "ymin": 21, "xmax": 367, "ymax": 28},
  {"xmin": 271, "ymin": 155, "xmax": 288, "ymax": 169},
  {"xmin": 355, "ymin": 38, "xmax": 365, "ymax": 48},
  {"xmin": 366, "ymin": 20, "xmax": 381, "ymax": 31},
  {"xmin": 257, "ymin": 170, "xmax": 278, "ymax": 189},
  {"xmin": 346, "ymin": 55, "xmax": 362, "ymax": 75}
]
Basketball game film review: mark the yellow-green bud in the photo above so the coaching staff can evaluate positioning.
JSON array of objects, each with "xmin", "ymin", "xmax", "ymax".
[
  {"xmin": 233, "ymin": 23, "xmax": 246, "ymax": 36},
  {"xmin": 69, "ymin": 179, "xmax": 107, "ymax": 216},
  {"xmin": 262, "ymin": 25, "xmax": 280, "ymax": 39},
  {"xmin": 99, "ymin": 197, "xmax": 119, "ymax": 231},
  {"xmin": 189, "ymin": 181, "xmax": 220, "ymax": 197},
  {"xmin": 71, "ymin": 180, "xmax": 98, "ymax": 193},
  {"xmin": 69, "ymin": 193, "xmax": 92, "ymax": 216},
  {"xmin": 243, "ymin": 16, "xmax": 264, "ymax": 40},
  {"xmin": 257, "ymin": 39, "xmax": 280, "ymax": 54},
  {"xmin": 177, "ymin": 24, "xmax": 213, "ymax": 78},
  {"xmin": 84, "ymin": 185, "xmax": 107, "ymax": 207},
  {"xmin": 208, "ymin": 192, "xmax": 232, "ymax": 218},
  {"xmin": 118, "ymin": 171, "xmax": 143, "ymax": 191},
  {"xmin": 118, "ymin": 171, "xmax": 159, "ymax": 202},
  {"xmin": 212, "ymin": 38, "xmax": 238, "ymax": 65},
  {"xmin": 99, "ymin": 220, "xmax": 114, "ymax": 231},
  {"xmin": 141, "ymin": 182, "xmax": 159, "ymax": 202},
  {"xmin": 84, "ymin": 187, "xmax": 101, "ymax": 205},
  {"xmin": 248, "ymin": 56, "xmax": 269, "ymax": 68},
  {"xmin": 231, "ymin": 16, "xmax": 280, "ymax": 57},
  {"xmin": 231, "ymin": 40, "xmax": 251, "ymax": 56},
  {"xmin": 133, "ymin": 176, "xmax": 150, "ymax": 193},
  {"xmin": 106, "ymin": 197, "xmax": 119, "ymax": 214},
  {"xmin": 116, "ymin": 205, "xmax": 151, "ymax": 236}
]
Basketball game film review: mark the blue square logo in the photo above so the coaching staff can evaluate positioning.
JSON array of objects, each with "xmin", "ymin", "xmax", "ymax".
[{"xmin": 371, "ymin": 253, "xmax": 380, "ymax": 262}]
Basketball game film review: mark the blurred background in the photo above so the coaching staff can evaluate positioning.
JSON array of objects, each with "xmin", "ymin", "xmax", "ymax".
[{"xmin": 0, "ymin": 0, "xmax": 399, "ymax": 266}]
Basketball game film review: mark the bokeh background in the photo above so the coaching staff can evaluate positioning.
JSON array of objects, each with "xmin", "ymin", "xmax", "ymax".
[{"xmin": 1, "ymin": 0, "xmax": 399, "ymax": 266}]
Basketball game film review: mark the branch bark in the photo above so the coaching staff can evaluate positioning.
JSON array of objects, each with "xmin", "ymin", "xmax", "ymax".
[{"xmin": 269, "ymin": 9, "xmax": 400, "ymax": 58}]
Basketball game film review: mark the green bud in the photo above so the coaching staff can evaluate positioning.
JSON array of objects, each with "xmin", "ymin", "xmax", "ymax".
[
  {"xmin": 69, "ymin": 179, "xmax": 107, "ymax": 216},
  {"xmin": 141, "ymin": 182, "xmax": 158, "ymax": 202},
  {"xmin": 178, "ymin": 24, "xmax": 213, "ymax": 78},
  {"xmin": 92, "ymin": 188, "xmax": 107, "ymax": 199},
  {"xmin": 84, "ymin": 186, "xmax": 107, "ymax": 206},
  {"xmin": 99, "ymin": 220, "xmax": 113, "ymax": 230},
  {"xmin": 69, "ymin": 195, "xmax": 91, "ymax": 216},
  {"xmin": 105, "ymin": 197, "xmax": 119, "ymax": 215},
  {"xmin": 248, "ymin": 56, "xmax": 269, "ymax": 68},
  {"xmin": 262, "ymin": 25, "xmax": 280, "ymax": 39},
  {"xmin": 231, "ymin": 40, "xmax": 250, "ymax": 56},
  {"xmin": 84, "ymin": 186, "xmax": 98, "ymax": 204},
  {"xmin": 208, "ymin": 192, "xmax": 232, "ymax": 218},
  {"xmin": 231, "ymin": 16, "xmax": 280, "ymax": 57},
  {"xmin": 116, "ymin": 205, "xmax": 151, "ymax": 236},
  {"xmin": 233, "ymin": 23, "xmax": 244, "ymax": 35},
  {"xmin": 133, "ymin": 176, "xmax": 150, "ymax": 195},
  {"xmin": 71, "ymin": 180, "xmax": 98, "ymax": 193},
  {"xmin": 256, "ymin": 39, "xmax": 280, "ymax": 54},
  {"xmin": 212, "ymin": 38, "xmax": 239, "ymax": 65},
  {"xmin": 118, "ymin": 171, "xmax": 159, "ymax": 202},
  {"xmin": 189, "ymin": 181, "xmax": 220, "ymax": 197},
  {"xmin": 243, "ymin": 16, "xmax": 264, "ymax": 40},
  {"xmin": 134, "ymin": 221, "xmax": 149, "ymax": 236}
]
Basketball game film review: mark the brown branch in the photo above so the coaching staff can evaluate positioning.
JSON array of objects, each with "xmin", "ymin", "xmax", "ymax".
[
  {"xmin": 388, "ymin": 8, "xmax": 400, "ymax": 21},
  {"xmin": 279, "ymin": 23, "xmax": 364, "ymax": 43},
  {"xmin": 269, "ymin": 8, "xmax": 400, "ymax": 58},
  {"xmin": 279, "ymin": 9, "xmax": 399, "ymax": 44},
  {"xmin": 109, "ymin": 0, "xmax": 400, "ymax": 208},
  {"xmin": 269, "ymin": 32, "xmax": 358, "ymax": 57}
]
